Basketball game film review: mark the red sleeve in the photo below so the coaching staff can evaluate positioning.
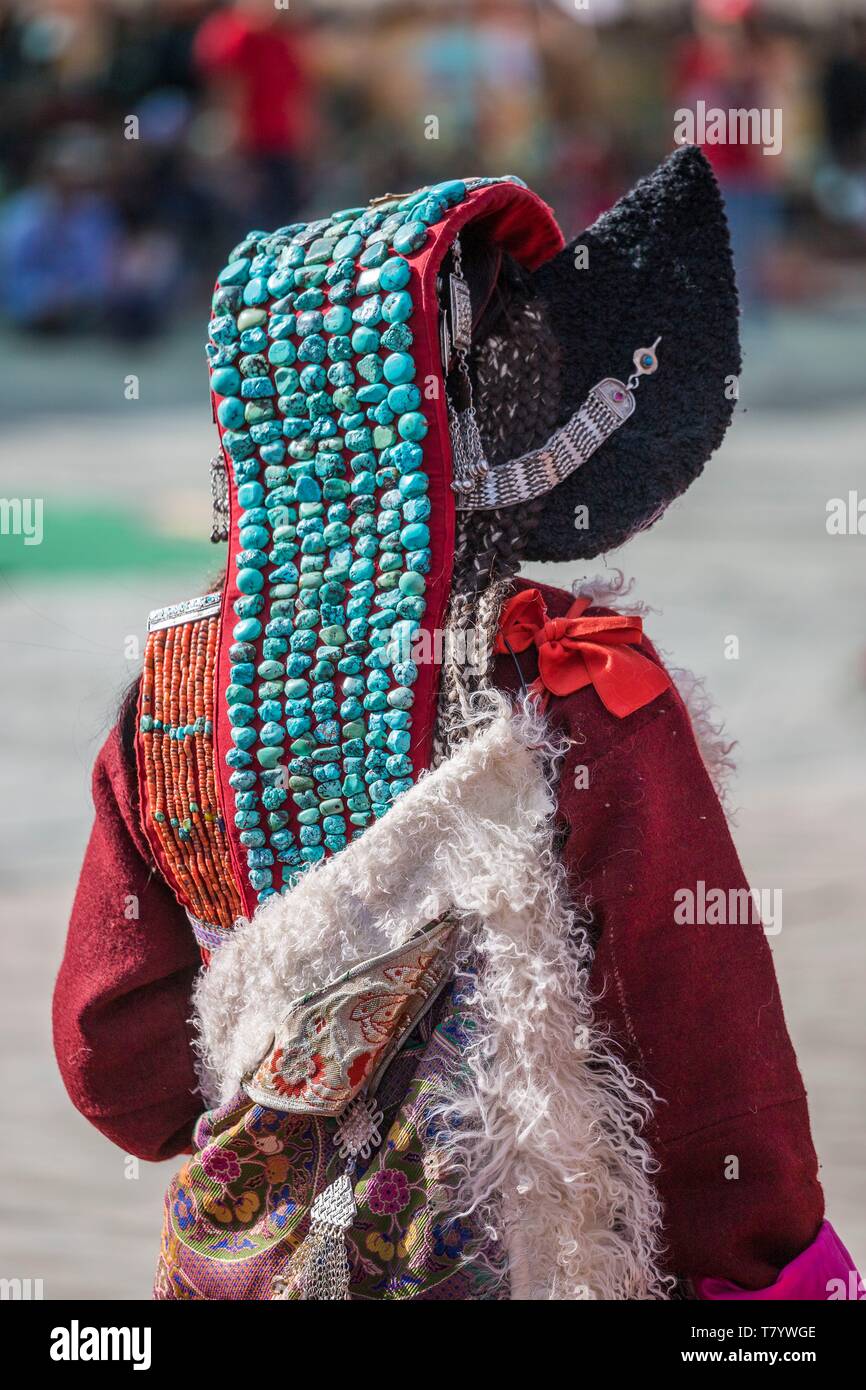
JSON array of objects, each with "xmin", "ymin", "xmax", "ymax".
[
  {"xmin": 493, "ymin": 578, "xmax": 824, "ymax": 1291},
  {"xmin": 556, "ymin": 665, "xmax": 823, "ymax": 1290},
  {"xmin": 53, "ymin": 723, "xmax": 202, "ymax": 1161}
]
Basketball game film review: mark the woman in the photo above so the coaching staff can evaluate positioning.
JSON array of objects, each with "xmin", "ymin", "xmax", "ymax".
[{"xmin": 54, "ymin": 150, "xmax": 858, "ymax": 1300}]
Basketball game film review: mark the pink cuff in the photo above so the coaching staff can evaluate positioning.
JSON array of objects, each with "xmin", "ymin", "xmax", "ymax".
[{"xmin": 696, "ymin": 1222, "xmax": 862, "ymax": 1301}]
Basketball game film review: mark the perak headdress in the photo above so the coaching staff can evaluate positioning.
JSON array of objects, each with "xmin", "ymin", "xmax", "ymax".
[{"xmin": 137, "ymin": 150, "xmax": 740, "ymax": 923}]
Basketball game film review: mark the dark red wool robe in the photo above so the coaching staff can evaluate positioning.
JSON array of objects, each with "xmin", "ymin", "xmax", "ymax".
[{"xmin": 53, "ymin": 577, "xmax": 824, "ymax": 1291}]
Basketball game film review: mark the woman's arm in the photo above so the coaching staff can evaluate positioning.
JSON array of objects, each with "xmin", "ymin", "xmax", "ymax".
[
  {"xmin": 554, "ymin": 660, "xmax": 845, "ymax": 1295},
  {"xmin": 53, "ymin": 720, "xmax": 202, "ymax": 1161}
]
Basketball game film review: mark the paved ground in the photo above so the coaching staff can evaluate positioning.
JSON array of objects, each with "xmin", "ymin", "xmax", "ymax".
[{"xmin": 1, "ymin": 309, "xmax": 864, "ymax": 1299}]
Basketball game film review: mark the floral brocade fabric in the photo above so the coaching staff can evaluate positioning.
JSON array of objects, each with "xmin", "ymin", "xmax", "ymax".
[{"xmin": 154, "ymin": 988, "xmax": 504, "ymax": 1300}]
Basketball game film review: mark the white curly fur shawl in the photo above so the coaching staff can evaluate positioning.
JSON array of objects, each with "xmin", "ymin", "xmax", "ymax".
[{"xmin": 194, "ymin": 697, "xmax": 670, "ymax": 1300}]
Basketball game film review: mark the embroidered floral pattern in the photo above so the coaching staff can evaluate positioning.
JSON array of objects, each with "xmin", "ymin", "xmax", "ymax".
[
  {"xmin": 243, "ymin": 919, "xmax": 455, "ymax": 1117},
  {"xmin": 155, "ymin": 988, "xmax": 505, "ymax": 1301}
]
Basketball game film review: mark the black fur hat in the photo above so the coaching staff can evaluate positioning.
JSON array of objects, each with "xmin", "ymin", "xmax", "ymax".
[{"xmin": 467, "ymin": 146, "xmax": 741, "ymax": 563}]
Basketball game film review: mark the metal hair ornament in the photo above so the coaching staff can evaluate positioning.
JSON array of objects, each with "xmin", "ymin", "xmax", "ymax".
[{"xmin": 453, "ymin": 337, "xmax": 661, "ymax": 511}]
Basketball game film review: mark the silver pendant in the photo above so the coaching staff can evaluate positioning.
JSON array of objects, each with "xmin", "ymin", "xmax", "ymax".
[
  {"xmin": 334, "ymin": 1093, "xmax": 384, "ymax": 1164},
  {"xmin": 310, "ymin": 1172, "xmax": 357, "ymax": 1231}
]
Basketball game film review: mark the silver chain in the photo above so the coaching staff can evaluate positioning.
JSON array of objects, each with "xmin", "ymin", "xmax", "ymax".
[
  {"xmin": 447, "ymin": 237, "xmax": 490, "ymax": 493},
  {"xmin": 209, "ymin": 454, "xmax": 229, "ymax": 543}
]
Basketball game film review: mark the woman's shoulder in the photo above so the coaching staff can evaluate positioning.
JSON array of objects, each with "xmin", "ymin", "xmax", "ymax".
[{"xmin": 498, "ymin": 575, "xmax": 726, "ymax": 788}]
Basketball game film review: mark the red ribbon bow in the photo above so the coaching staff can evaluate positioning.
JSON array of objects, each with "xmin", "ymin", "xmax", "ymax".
[{"xmin": 495, "ymin": 587, "xmax": 671, "ymax": 718}]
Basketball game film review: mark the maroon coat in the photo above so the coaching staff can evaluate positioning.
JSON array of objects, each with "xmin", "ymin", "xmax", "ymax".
[{"xmin": 53, "ymin": 578, "xmax": 823, "ymax": 1290}]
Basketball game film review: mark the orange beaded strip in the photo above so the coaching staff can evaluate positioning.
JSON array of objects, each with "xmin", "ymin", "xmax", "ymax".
[{"xmin": 139, "ymin": 611, "xmax": 243, "ymax": 931}]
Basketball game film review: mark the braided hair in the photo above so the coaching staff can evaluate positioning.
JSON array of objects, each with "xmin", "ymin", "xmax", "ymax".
[{"xmin": 432, "ymin": 256, "xmax": 562, "ymax": 760}]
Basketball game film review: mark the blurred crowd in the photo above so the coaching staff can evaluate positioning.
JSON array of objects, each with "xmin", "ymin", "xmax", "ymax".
[{"xmin": 1, "ymin": 0, "xmax": 866, "ymax": 339}]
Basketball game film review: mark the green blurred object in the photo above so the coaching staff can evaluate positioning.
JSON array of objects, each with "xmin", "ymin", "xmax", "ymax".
[{"xmin": 0, "ymin": 503, "xmax": 214, "ymax": 578}]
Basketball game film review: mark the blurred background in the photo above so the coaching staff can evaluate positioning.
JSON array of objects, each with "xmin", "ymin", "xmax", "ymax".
[{"xmin": 1, "ymin": 0, "xmax": 864, "ymax": 1298}]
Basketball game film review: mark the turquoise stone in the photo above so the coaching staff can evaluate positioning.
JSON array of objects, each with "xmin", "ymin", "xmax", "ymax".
[
  {"xmin": 333, "ymin": 233, "xmax": 363, "ymax": 259},
  {"xmin": 224, "ymin": 427, "xmax": 254, "ymax": 459},
  {"xmin": 237, "ymin": 481, "xmax": 265, "ymax": 508},
  {"xmin": 245, "ymin": 399, "xmax": 275, "ymax": 425},
  {"xmin": 234, "ymin": 594, "xmax": 264, "ymax": 619},
  {"xmin": 328, "ymin": 362, "xmax": 354, "ymax": 388},
  {"xmin": 267, "ymin": 270, "xmax": 295, "ymax": 297},
  {"xmin": 352, "ymin": 296, "xmax": 381, "ymax": 327},
  {"xmin": 406, "ymin": 548, "xmax": 431, "ymax": 574},
  {"xmin": 403, "ymin": 496, "xmax": 430, "ymax": 523},
  {"xmin": 383, "ymin": 352, "xmax": 415, "ymax": 385},
  {"xmin": 431, "ymin": 179, "xmax": 466, "ymax": 206},
  {"xmin": 397, "ymin": 411, "xmax": 427, "ymax": 441},
  {"xmin": 398, "ymin": 470, "xmax": 427, "ymax": 498},
  {"xmin": 391, "ymin": 441, "xmax": 423, "ymax": 473},
  {"xmin": 327, "ymin": 335, "xmax": 352, "ymax": 362},
  {"xmin": 268, "ymin": 341, "xmax": 296, "ymax": 366},
  {"xmin": 356, "ymin": 269, "xmax": 380, "ymax": 296},
  {"xmin": 217, "ymin": 396, "xmax": 245, "ymax": 429},
  {"xmin": 243, "ymin": 276, "xmax": 269, "ymax": 305},
  {"xmin": 323, "ymin": 305, "xmax": 352, "ymax": 334},
  {"xmin": 382, "ymin": 292, "xmax": 413, "ymax": 325},
  {"xmin": 351, "ymin": 326, "xmax": 379, "ymax": 354},
  {"xmin": 237, "ymin": 567, "xmax": 264, "ymax": 595},
  {"xmin": 297, "ymin": 334, "xmax": 326, "ymax": 363},
  {"xmin": 359, "ymin": 241, "xmax": 388, "ymax": 267},
  {"xmin": 257, "ymin": 746, "xmax": 284, "ymax": 770},
  {"xmin": 391, "ymin": 221, "xmax": 426, "ymax": 254},
  {"xmin": 295, "ymin": 265, "xmax": 327, "ymax": 289},
  {"xmin": 240, "ymin": 327, "xmax": 267, "ymax": 351},
  {"xmin": 270, "ymin": 315, "xmax": 296, "ymax": 340},
  {"xmin": 260, "ymin": 722, "xmax": 286, "ymax": 746},
  {"xmin": 250, "ymin": 421, "xmax": 281, "ymax": 444},
  {"xmin": 386, "ymin": 708, "xmax": 412, "ymax": 728},
  {"xmin": 381, "ymin": 323, "xmax": 413, "ymax": 351},
  {"xmin": 414, "ymin": 196, "xmax": 445, "ymax": 226},
  {"xmin": 242, "ymin": 376, "xmax": 275, "ymax": 398},
  {"xmin": 299, "ymin": 364, "xmax": 326, "ymax": 392},
  {"xmin": 295, "ymin": 475, "xmax": 321, "ymax": 503},
  {"xmin": 273, "ymin": 371, "xmax": 298, "ymax": 401},
  {"xmin": 357, "ymin": 355, "xmax": 383, "ymax": 384},
  {"xmin": 328, "ymin": 280, "xmax": 353, "ymax": 305},
  {"xmin": 387, "ymin": 384, "xmax": 420, "ymax": 413},
  {"xmin": 387, "ymin": 686, "xmax": 414, "ymax": 711},
  {"xmin": 305, "ymin": 236, "xmax": 337, "ymax": 263},
  {"xmin": 238, "ymin": 308, "xmax": 267, "ymax": 331},
  {"xmin": 209, "ymin": 315, "xmax": 239, "ymax": 346},
  {"xmin": 234, "ymin": 618, "xmax": 262, "ymax": 642},
  {"xmin": 211, "ymin": 365, "xmax": 241, "ymax": 396},
  {"xmin": 373, "ymin": 425, "xmax": 396, "ymax": 450},
  {"xmin": 258, "ymin": 660, "xmax": 284, "ymax": 682},
  {"xmin": 398, "ymin": 596, "xmax": 425, "ymax": 620},
  {"xmin": 379, "ymin": 256, "xmax": 411, "ymax": 291},
  {"xmin": 398, "ymin": 570, "xmax": 425, "ymax": 596},
  {"xmin": 297, "ymin": 310, "xmax": 323, "ymax": 336},
  {"xmin": 219, "ymin": 259, "xmax": 251, "ymax": 286},
  {"xmin": 386, "ymin": 754, "xmax": 412, "ymax": 778}
]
